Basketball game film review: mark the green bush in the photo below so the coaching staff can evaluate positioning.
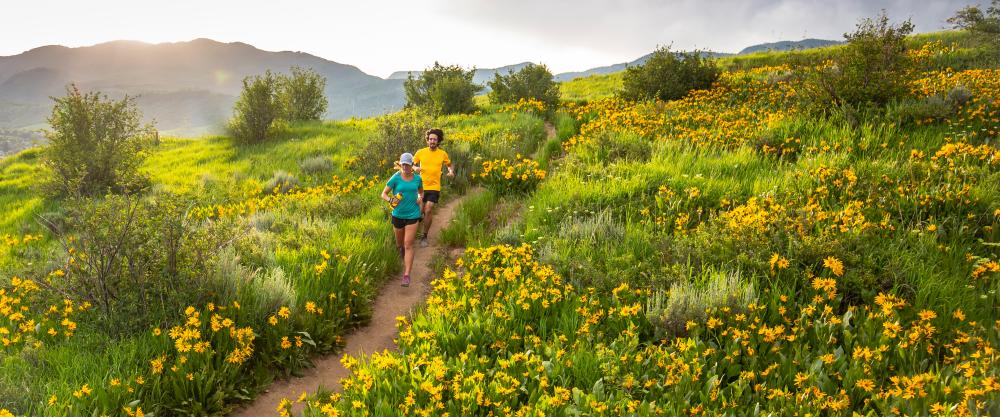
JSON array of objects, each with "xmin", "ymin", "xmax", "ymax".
[
  {"xmin": 404, "ymin": 63, "xmax": 482, "ymax": 115},
  {"xmin": 43, "ymin": 193, "xmax": 232, "ymax": 337},
  {"xmin": 802, "ymin": 12, "xmax": 915, "ymax": 111},
  {"xmin": 42, "ymin": 85, "xmax": 155, "ymax": 196},
  {"xmin": 620, "ymin": 47, "xmax": 720, "ymax": 102},
  {"xmin": 487, "ymin": 64, "xmax": 560, "ymax": 110},
  {"xmin": 229, "ymin": 71, "xmax": 283, "ymax": 144},
  {"xmin": 278, "ymin": 66, "xmax": 328, "ymax": 121},
  {"xmin": 352, "ymin": 109, "xmax": 431, "ymax": 176},
  {"xmin": 230, "ymin": 67, "xmax": 328, "ymax": 144}
]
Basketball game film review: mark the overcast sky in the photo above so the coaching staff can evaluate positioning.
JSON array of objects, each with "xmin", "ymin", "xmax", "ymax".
[{"xmin": 0, "ymin": 0, "xmax": 974, "ymax": 78}]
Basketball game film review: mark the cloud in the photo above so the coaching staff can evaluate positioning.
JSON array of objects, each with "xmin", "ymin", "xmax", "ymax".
[{"xmin": 431, "ymin": 0, "xmax": 969, "ymax": 56}]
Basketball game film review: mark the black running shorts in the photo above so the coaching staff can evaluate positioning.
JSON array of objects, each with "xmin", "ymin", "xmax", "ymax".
[{"xmin": 391, "ymin": 215, "xmax": 421, "ymax": 229}]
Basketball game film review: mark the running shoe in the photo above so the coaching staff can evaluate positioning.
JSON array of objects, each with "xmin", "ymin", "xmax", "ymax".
[{"xmin": 402, "ymin": 274, "xmax": 410, "ymax": 287}]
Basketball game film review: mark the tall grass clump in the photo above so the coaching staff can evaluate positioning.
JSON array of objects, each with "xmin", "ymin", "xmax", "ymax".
[
  {"xmin": 646, "ymin": 267, "xmax": 756, "ymax": 338},
  {"xmin": 263, "ymin": 171, "xmax": 299, "ymax": 195},
  {"xmin": 299, "ymin": 155, "xmax": 333, "ymax": 176}
]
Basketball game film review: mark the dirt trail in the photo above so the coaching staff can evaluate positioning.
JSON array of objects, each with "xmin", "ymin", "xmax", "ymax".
[
  {"xmin": 544, "ymin": 121, "xmax": 557, "ymax": 142},
  {"xmin": 230, "ymin": 195, "xmax": 467, "ymax": 416}
]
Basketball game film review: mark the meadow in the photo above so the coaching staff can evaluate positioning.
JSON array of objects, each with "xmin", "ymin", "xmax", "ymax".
[
  {"xmin": 287, "ymin": 31, "xmax": 999, "ymax": 416},
  {"xmin": 0, "ymin": 29, "xmax": 997, "ymax": 417},
  {"xmin": 0, "ymin": 106, "xmax": 546, "ymax": 415}
]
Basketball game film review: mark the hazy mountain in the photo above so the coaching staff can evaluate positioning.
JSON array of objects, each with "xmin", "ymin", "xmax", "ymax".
[
  {"xmin": 737, "ymin": 38, "xmax": 842, "ymax": 55},
  {"xmin": 388, "ymin": 62, "xmax": 536, "ymax": 86},
  {"xmin": 0, "ymin": 37, "xmax": 843, "ymax": 153},
  {"xmin": 551, "ymin": 39, "xmax": 838, "ymax": 82},
  {"xmin": 0, "ymin": 39, "xmax": 406, "ymax": 135},
  {"xmin": 0, "ymin": 128, "xmax": 42, "ymax": 156},
  {"xmin": 553, "ymin": 51, "xmax": 732, "ymax": 82}
]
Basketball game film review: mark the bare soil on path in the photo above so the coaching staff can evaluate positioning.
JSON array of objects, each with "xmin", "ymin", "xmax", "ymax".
[{"xmin": 229, "ymin": 194, "xmax": 467, "ymax": 416}]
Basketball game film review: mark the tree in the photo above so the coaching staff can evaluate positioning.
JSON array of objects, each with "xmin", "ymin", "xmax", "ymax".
[
  {"xmin": 229, "ymin": 70, "xmax": 282, "ymax": 144},
  {"xmin": 43, "ymin": 84, "xmax": 155, "ymax": 196},
  {"xmin": 278, "ymin": 66, "xmax": 328, "ymax": 121},
  {"xmin": 620, "ymin": 46, "xmax": 720, "ymax": 102},
  {"xmin": 804, "ymin": 11, "xmax": 915, "ymax": 111},
  {"xmin": 836, "ymin": 12, "xmax": 915, "ymax": 107},
  {"xmin": 39, "ymin": 192, "xmax": 233, "ymax": 336},
  {"xmin": 948, "ymin": 0, "xmax": 1000, "ymax": 40},
  {"xmin": 488, "ymin": 64, "xmax": 560, "ymax": 109},
  {"xmin": 404, "ymin": 62, "xmax": 482, "ymax": 115}
]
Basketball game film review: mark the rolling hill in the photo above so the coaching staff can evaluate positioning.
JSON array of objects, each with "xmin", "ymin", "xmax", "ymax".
[
  {"xmin": 0, "ymin": 36, "xmax": 841, "ymax": 156},
  {"xmin": 0, "ymin": 39, "xmax": 406, "ymax": 135}
]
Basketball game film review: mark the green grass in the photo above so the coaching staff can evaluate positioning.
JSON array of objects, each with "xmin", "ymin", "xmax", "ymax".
[
  {"xmin": 0, "ymin": 148, "xmax": 55, "ymax": 236},
  {"xmin": 439, "ymin": 188, "xmax": 498, "ymax": 248},
  {"xmin": 4, "ymin": 30, "xmax": 999, "ymax": 414},
  {"xmin": 0, "ymin": 107, "xmax": 554, "ymax": 416},
  {"xmin": 559, "ymin": 72, "xmax": 623, "ymax": 101},
  {"xmin": 146, "ymin": 121, "xmax": 372, "ymax": 197},
  {"xmin": 557, "ymin": 30, "xmax": 998, "ymax": 106}
]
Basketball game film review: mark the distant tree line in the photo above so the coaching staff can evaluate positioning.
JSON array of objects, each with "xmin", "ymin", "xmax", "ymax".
[
  {"xmin": 948, "ymin": 0, "xmax": 1000, "ymax": 41},
  {"xmin": 0, "ymin": 129, "xmax": 43, "ymax": 156},
  {"xmin": 401, "ymin": 62, "xmax": 561, "ymax": 116}
]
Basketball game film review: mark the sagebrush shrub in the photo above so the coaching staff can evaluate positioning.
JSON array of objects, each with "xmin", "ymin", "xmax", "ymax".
[
  {"xmin": 886, "ymin": 95, "xmax": 956, "ymax": 125},
  {"xmin": 263, "ymin": 171, "xmax": 300, "ymax": 195},
  {"xmin": 299, "ymin": 155, "xmax": 334, "ymax": 175},
  {"xmin": 646, "ymin": 268, "xmax": 756, "ymax": 338}
]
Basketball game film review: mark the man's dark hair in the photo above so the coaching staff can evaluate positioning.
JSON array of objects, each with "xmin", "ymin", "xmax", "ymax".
[{"xmin": 425, "ymin": 128, "xmax": 445, "ymax": 143}]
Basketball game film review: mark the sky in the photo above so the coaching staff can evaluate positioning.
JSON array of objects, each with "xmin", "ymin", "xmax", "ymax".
[{"xmin": 0, "ymin": 0, "xmax": 974, "ymax": 78}]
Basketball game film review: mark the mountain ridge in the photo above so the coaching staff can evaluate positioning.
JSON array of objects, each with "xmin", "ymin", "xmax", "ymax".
[{"xmin": 0, "ymin": 37, "xmax": 841, "ymax": 154}]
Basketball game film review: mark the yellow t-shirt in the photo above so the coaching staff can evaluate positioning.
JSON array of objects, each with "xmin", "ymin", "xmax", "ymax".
[{"xmin": 413, "ymin": 147, "xmax": 451, "ymax": 191}]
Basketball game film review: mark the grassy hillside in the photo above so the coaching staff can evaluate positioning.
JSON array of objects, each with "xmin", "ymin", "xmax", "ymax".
[
  {"xmin": 560, "ymin": 72, "xmax": 622, "ymax": 101},
  {"xmin": 717, "ymin": 30, "xmax": 1000, "ymax": 71},
  {"xmin": 1, "ymin": 29, "xmax": 998, "ymax": 416},
  {"xmin": 0, "ymin": 110, "xmax": 546, "ymax": 415},
  {"xmin": 291, "ymin": 32, "xmax": 999, "ymax": 416}
]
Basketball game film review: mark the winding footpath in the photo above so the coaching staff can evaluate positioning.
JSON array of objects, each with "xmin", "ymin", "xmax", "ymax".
[{"xmin": 230, "ymin": 194, "xmax": 467, "ymax": 416}]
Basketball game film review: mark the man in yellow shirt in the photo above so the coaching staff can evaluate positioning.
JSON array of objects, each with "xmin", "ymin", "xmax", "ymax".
[{"xmin": 413, "ymin": 128, "xmax": 454, "ymax": 247}]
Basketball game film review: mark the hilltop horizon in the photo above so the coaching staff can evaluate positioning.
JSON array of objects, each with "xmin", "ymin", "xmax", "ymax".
[
  {"xmin": 0, "ymin": 0, "xmax": 968, "ymax": 80},
  {"xmin": 4, "ymin": 36, "xmax": 843, "ymax": 80},
  {"xmin": 0, "ymin": 35, "xmax": 849, "ymax": 152}
]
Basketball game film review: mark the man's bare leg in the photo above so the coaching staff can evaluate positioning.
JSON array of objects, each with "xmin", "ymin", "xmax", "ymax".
[{"xmin": 420, "ymin": 200, "xmax": 436, "ymax": 246}]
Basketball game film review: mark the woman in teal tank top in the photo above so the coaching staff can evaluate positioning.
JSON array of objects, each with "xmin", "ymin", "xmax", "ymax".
[{"xmin": 381, "ymin": 152, "xmax": 423, "ymax": 287}]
